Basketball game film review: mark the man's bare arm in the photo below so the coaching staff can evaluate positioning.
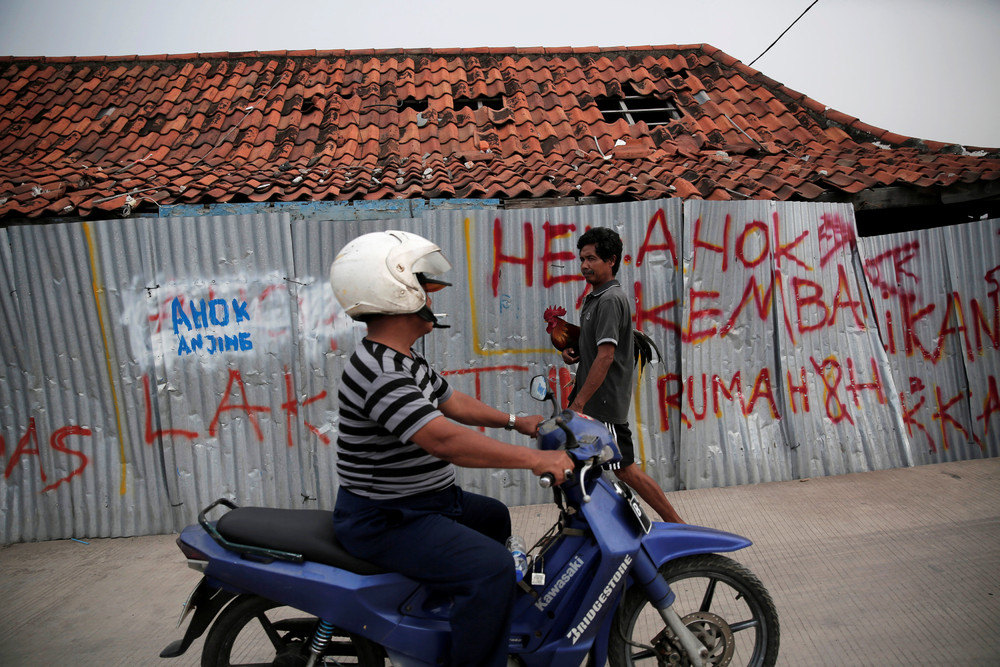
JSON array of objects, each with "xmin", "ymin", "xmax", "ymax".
[
  {"xmin": 568, "ymin": 342, "xmax": 615, "ymax": 412},
  {"xmin": 410, "ymin": 416, "xmax": 572, "ymax": 483}
]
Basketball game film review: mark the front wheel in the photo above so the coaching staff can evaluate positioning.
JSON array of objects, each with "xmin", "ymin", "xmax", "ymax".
[
  {"xmin": 608, "ymin": 554, "xmax": 779, "ymax": 667},
  {"xmin": 201, "ymin": 594, "xmax": 386, "ymax": 666}
]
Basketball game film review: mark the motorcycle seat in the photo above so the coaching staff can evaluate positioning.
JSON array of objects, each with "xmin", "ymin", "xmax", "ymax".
[{"xmin": 216, "ymin": 507, "xmax": 389, "ymax": 576}]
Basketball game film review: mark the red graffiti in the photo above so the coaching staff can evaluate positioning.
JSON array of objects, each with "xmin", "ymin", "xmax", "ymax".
[
  {"xmin": 734, "ymin": 220, "xmax": 770, "ymax": 268},
  {"xmin": 867, "ymin": 243, "xmax": 999, "ymax": 364},
  {"xmin": 817, "ymin": 212, "xmax": 857, "ymax": 268},
  {"xmin": 897, "ymin": 373, "xmax": 999, "ymax": 453},
  {"xmin": 772, "ymin": 211, "xmax": 810, "ymax": 271},
  {"xmin": 634, "ymin": 280, "xmax": 680, "ymax": 335},
  {"xmin": 899, "ymin": 390, "xmax": 935, "ymax": 452},
  {"xmin": 2, "ymin": 418, "xmax": 92, "ymax": 493},
  {"xmin": 719, "ymin": 274, "xmax": 773, "ymax": 338},
  {"xmin": 653, "ymin": 356, "xmax": 891, "ymax": 433},
  {"xmin": 811, "ymin": 356, "xmax": 854, "ymax": 425},
  {"xmin": 863, "ymin": 240, "xmax": 920, "ymax": 299},
  {"xmin": 690, "ymin": 210, "xmax": 852, "ymax": 275},
  {"xmin": 635, "ymin": 208, "xmax": 679, "ymax": 269},
  {"xmin": 683, "ymin": 289, "xmax": 723, "ymax": 344},
  {"xmin": 786, "ymin": 368, "xmax": 809, "ymax": 414},
  {"xmin": 491, "ymin": 207, "xmax": 682, "ymax": 304},
  {"xmin": 657, "ymin": 373, "xmax": 690, "ymax": 431},
  {"xmin": 691, "ymin": 215, "xmax": 731, "ymax": 273},
  {"xmin": 281, "ymin": 368, "xmax": 329, "ymax": 448},
  {"xmin": 655, "ymin": 367, "xmax": 779, "ymax": 431},
  {"xmin": 541, "ymin": 221, "xmax": 580, "ymax": 289},
  {"xmin": 143, "ymin": 374, "xmax": 198, "ymax": 443},
  {"xmin": 845, "ymin": 357, "xmax": 887, "ymax": 406},
  {"xmin": 978, "ymin": 376, "xmax": 1000, "ymax": 441},
  {"xmin": 209, "ymin": 370, "xmax": 270, "ymax": 440},
  {"xmin": 439, "ymin": 365, "xmax": 532, "ymax": 431},
  {"xmin": 680, "ymin": 264, "xmax": 869, "ymax": 345},
  {"xmin": 141, "ymin": 370, "xmax": 330, "ymax": 449},
  {"xmin": 932, "ymin": 385, "xmax": 971, "ymax": 452},
  {"xmin": 491, "ymin": 219, "xmax": 534, "ymax": 296}
]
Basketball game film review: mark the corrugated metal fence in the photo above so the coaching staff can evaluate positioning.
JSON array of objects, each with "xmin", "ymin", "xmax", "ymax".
[{"xmin": 1, "ymin": 201, "xmax": 997, "ymax": 542}]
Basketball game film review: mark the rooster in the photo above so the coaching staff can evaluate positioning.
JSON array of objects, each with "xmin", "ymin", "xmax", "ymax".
[{"xmin": 543, "ymin": 306, "xmax": 662, "ymax": 370}]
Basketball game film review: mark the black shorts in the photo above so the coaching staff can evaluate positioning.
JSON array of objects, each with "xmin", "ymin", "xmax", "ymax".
[{"xmin": 602, "ymin": 421, "xmax": 634, "ymax": 471}]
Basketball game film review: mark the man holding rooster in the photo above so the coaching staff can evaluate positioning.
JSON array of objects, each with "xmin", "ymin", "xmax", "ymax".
[{"xmin": 560, "ymin": 227, "xmax": 685, "ymax": 524}]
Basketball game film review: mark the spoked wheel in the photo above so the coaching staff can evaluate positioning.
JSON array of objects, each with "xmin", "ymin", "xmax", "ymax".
[
  {"xmin": 608, "ymin": 555, "xmax": 779, "ymax": 667},
  {"xmin": 201, "ymin": 595, "xmax": 386, "ymax": 666}
]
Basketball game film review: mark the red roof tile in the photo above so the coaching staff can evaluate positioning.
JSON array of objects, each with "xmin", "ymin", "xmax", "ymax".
[{"xmin": 0, "ymin": 45, "xmax": 997, "ymax": 220}]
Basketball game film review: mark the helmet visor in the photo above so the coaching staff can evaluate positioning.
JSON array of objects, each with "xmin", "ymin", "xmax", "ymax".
[
  {"xmin": 417, "ymin": 273, "xmax": 451, "ymax": 293},
  {"xmin": 411, "ymin": 249, "xmax": 452, "ymax": 277}
]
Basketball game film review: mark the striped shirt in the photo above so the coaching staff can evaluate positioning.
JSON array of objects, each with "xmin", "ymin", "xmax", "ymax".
[{"xmin": 336, "ymin": 338, "xmax": 455, "ymax": 499}]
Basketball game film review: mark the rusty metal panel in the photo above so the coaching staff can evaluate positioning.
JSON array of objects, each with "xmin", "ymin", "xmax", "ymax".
[
  {"xmin": 858, "ymin": 219, "xmax": 1000, "ymax": 461},
  {"xmin": 0, "ymin": 221, "xmax": 156, "ymax": 542},
  {"xmin": 427, "ymin": 201, "xmax": 685, "ymax": 505},
  {"xmin": 285, "ymin": 217, "xmax": 413, "ymax": 510},
  {"xmin": 679, "ymin": 201, "xmax": 912, "ymax": 488},
  {"xmin": 1, "ymin": 203, "xmax": 996, "ymax": 543}
]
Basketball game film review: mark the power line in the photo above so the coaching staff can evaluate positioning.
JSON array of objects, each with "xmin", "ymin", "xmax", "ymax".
[{"xmin": 749, "ymin": 0, "xmax": 821, "ymax": 68}]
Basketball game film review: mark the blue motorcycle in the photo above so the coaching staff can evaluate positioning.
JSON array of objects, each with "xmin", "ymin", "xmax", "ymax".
[{"xmin": 161, "ymin": 376, "xmax": 779, "ymax": 666}]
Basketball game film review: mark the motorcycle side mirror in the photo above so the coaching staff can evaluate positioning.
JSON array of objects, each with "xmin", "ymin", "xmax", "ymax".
[
  {"xmin": 529, "ymin": 375, "xmax": 560, "ymax": 418},
  {"xmin": 529, "ymin": 375, "xmax": 550, "ymax": 402}
]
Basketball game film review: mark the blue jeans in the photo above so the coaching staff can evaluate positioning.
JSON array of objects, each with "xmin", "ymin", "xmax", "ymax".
[{"xmin": 333, "ymin": 485, "xmax": 514, "ymax": 667}]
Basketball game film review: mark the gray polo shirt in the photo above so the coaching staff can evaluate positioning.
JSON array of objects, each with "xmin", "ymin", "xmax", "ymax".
[{"xmin": 576, "ymin": 279, "xmax": 634, "ymax": 423}]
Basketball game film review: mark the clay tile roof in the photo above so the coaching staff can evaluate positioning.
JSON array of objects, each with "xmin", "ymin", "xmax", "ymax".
[{"xmin": 1, "ymin": 44, "xmax": 998, "ymax": 220}]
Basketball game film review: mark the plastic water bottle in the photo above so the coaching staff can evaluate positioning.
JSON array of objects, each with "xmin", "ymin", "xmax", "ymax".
[{"xmin": 506, "ymin": 535, "xmax": 528, "ymax": 582}]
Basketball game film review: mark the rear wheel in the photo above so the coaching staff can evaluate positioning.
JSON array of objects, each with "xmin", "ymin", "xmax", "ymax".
[
  {"xmin": 201, "ymin": 595, "xmax": 385, "ymax": 666},
  {"xmin": 608, "ymin": 555, "xmax": 779, "ymax": 667}
]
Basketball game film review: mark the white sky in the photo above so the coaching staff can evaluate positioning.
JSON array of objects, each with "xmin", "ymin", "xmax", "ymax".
[{"xmin": 1, "ymin": 0, "xmax": 998, "ymax": 148}]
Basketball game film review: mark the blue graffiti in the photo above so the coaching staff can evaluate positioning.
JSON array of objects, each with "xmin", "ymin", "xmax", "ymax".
[
  {"xmin": 171, "ymin": 297, "xmax": 250, "ymax": 333},
  {"xmin": 171, "ymin": 297, "xmax": 254, "ymax": 356},
  {"xmin": 176, "ymin": 332, "xmax": 253, "ymax": 356}
]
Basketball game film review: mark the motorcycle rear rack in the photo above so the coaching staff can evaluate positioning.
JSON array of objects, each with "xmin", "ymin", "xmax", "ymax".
[{"xmin": 198, "ymin": 498, "xmax": 306, "ymax": 564}]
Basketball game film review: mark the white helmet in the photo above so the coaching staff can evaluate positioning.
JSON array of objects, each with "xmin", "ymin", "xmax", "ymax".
[{"xmin": 329, "ymin": 230, "xmax": 452, "ymax": 323}]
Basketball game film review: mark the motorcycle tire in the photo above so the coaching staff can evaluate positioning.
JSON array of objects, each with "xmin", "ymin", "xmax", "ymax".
[
  {"xmin": 608, "ymin": 554, "xmax": 779, "ymax": 667},
  {"xmin": 200, "ymin": 594, "xmax": 386, "ymax": 666}
]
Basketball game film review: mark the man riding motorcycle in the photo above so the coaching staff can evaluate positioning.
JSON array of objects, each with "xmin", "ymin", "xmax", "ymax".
[{"xmin": 328, "ymin": 230, "xmax": 573, "ymax": 666}]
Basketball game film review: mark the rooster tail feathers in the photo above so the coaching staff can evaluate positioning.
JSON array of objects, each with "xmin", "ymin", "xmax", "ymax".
[{"xmin": 632, "ymin": 329, "xmax": 663, "ymax": 369}]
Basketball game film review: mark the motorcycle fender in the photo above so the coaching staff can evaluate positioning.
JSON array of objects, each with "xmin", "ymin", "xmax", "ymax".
[
  {"xmin": 159, "ymin": 579, "xmax": 237, "ymax": 658},
  {"xmin": 641, "ymin": 524, "xmax": 752, "ymax": 569}
]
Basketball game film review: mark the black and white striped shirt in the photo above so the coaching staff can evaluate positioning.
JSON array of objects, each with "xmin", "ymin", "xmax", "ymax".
[{"xmin": 336, "ymin": 339, "xmax": 455, "ymax": 499}]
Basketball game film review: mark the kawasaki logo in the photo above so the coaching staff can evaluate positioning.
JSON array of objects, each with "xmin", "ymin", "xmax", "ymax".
[{"xmin": 534, "ymin": 555, "xmax": 585, "ymax": 611}]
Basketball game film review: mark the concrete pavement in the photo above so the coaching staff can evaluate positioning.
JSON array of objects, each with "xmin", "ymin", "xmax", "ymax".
[{"xmin": 1, "ymin": 458, "xmax": 998, "ymax": 666}]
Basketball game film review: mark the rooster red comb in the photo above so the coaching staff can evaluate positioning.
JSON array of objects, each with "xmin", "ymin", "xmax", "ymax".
[
  {"xmin": 543, "ymin": 306, "xmax": 567, "ymax": 321},
  {"xmin": 543, "ymin": 306, "xmax": 567, "ymax": 332}
]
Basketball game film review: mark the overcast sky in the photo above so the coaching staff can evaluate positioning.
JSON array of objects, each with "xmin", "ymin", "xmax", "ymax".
[{"xmin": 1, "ymin": 0, "xmax": 998, "ymax": 148}]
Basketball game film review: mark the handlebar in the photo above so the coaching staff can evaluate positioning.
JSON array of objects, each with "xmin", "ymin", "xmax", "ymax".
[
  {"xmin": 554, "ymin": 415, "xmax": 577, "ymax": 448},
  {"xmin": 538, "ymin": 467, "xmax": 574, "ymax": 489}
]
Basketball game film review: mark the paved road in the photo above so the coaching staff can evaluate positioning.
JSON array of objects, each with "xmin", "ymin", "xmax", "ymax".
[{"xmin": 2, "ymin": 458, "xmax": 998, "ymax": 665}]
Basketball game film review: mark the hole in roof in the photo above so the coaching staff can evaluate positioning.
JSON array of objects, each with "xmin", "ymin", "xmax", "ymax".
[
  {"xmin": 453, "ymin": 96, "xmax": 504, "ymax": 112},
  {"xmin": 301, "ymin": 96, "xmax": 321, "ymax": 114},
  {"xmin": 399, "ymin": 98, "xmax": 428, "ymax": 112},
  {"xmin": 596, "ymin": 82, "xmax": 681, "ymax": 127}
]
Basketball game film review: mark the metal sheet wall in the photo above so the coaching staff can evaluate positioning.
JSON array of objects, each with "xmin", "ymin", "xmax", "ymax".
[
  {"xmin": 858, "ymin": 219, "xmax": 1000, "ymax": 462},
  {"xmin": 679, "ymin": 201, "xmax": 912, "ymax": 488},
  {"xmin": 1, "ymin": 203, "xmax": 997, "ymax": 542}
]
